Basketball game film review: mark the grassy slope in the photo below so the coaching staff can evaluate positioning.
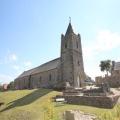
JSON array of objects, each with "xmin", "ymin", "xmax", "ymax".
[{"xmin": 0, "ymin": 89, "xmax": 119, "ymax": 120}]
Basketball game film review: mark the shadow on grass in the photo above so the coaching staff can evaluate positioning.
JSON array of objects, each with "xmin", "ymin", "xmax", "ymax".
[{"xmin": 0, "ymin": 89, "xmax": 52, "ymax": 112}]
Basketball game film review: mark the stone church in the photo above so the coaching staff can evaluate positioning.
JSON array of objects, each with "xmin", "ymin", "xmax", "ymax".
[{"xmin": 14, "ymin": 22, "xmax": 87, "ymax": 89}]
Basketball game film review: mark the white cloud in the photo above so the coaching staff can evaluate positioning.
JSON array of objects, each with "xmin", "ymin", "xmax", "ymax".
[
  {"xmin": 95, "ymin": 30, "xmax": 120, "ymax": 52},
  {"xmin": 85, "ymin": 65, "xmax": 106, "ymax": 80},
  {"xmin": 3, "ymin": 52, "xmax": 18, "ymax": 64},
  {"xmin": 0, "ymin": 74, "xmax": 14, "ymax": 84},
  {"xmin": 9, "ymin": 53, "xmax": 17, "ymax": 61},
  {"xmin": 83, "ymin": 30, "xmax": 120, "ymax": 59},
  {"xmin": 83, "ymin": 29, "xmax": 120, "ymax": 79},
  {"xmin": 83, "ymin": 46, "xmax": 96, "ymax": 59}
]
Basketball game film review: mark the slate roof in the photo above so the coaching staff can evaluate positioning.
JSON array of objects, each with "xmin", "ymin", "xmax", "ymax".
[
  {"xmin": 17, "ymin": 58, "xmax": 60, "ymax": 78},
  {"xmin": 65, "ymin": 23, "xmax": 74, "ymax": 35}
]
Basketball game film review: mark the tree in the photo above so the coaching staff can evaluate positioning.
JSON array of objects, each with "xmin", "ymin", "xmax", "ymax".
[
  {"xmin": 99, "ymin": 60, "xmax": 112, "ymax": 76},
  {"xmin": 8, "ymin": 81, "xmax": 15, "ymax": 90},
  {"xmin": 0, "ymin": 83, "xmax": 3, "ymax": 91}
]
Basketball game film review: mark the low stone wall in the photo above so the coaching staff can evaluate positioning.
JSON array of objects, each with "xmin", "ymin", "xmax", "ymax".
[
  {"xmin": 96, "ymin": 76, "xmax": 120, "ymax": 88},
  {"xmin": 105, "ymin": 76, "xmax": 120, "ymax": 87},
  {"xmin": 64, "ymin": 95, "xmax": 120, "ymax": 108},
  {"xmin": 63, "ymin": 88, "xmax": 83, "ymax": 96}
]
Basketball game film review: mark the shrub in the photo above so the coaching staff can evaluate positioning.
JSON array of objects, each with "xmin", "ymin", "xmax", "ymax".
[
  {"xmin": 43, "ymin": 99, "xmax": 55, "ymax": 120},
  {"xmin": 99, "ymin": 105, "xmax": 120, "ymax": 120}
]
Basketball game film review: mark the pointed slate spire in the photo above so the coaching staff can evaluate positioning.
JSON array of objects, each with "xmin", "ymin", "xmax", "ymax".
[{"xmin": 65, "ymin": 18, "xmax": 74, "ymax": 35}]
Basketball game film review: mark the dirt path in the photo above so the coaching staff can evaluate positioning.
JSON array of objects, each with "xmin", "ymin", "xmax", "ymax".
[{"xmin": 111, "ymin": 88, "xmax": 120, "ymax": 103}]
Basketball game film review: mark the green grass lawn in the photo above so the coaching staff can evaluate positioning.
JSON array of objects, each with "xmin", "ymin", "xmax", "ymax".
[{"xmin": 0, "ymin": 89, "xmax": 120, "ymax": 120}]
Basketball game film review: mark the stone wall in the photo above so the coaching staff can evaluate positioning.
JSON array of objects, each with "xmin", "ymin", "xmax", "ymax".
[
  {"xmin": 112, "ymin": 70, "xmax": 120, "ymax": 76},
  {"xmin": 14, "ymin": 76, "xmax": 30, "ymax": 89},
  {"xmin": 95, "ymin": 75, "xmax": 120, "ymax": 88},
  {"xmin": 64, "ymin": 95, "xmax": 119, "ymax": 108},
  {"xmin": 30, "ymin": 68, "xmax": 58, "ymax": 89},
  {"xmin": 14, "ymin": 68, "xmax": 58, "ymax": 89}
]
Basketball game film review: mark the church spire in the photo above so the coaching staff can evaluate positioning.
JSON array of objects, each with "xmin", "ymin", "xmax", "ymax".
[
  {"xmin": 65, "ymin": 17, "xmax": 74, "ymax": 35},
  {"xmin": 69, "ymin": 17, "xmax": 71, "ymax": 23}
]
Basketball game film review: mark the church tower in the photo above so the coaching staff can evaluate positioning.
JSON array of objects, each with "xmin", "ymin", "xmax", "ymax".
[{"xmin": 60, "ymin": 22, "xmax": 86, "ymax": 88}]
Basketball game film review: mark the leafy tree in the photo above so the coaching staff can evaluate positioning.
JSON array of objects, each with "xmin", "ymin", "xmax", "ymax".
[
  {"xmin": 99, "ymin": 60, "xmax": 112, "ymax": 76},
  {"xmin": 8, "ymin": 81, "xmax": 15, "ymax": 90}
]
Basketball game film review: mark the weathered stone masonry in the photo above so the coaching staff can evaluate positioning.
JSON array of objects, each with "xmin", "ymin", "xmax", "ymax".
[{"xmin": 14, "ymin": 23, "xmax": 86, "ymax": 89}]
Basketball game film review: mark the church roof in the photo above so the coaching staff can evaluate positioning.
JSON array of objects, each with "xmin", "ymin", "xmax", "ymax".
[
  {"xmin": 17, "ymin": 68, "xmax": 36, "ymax": 78},
  {"xmin": 17, "ymin": 58, "xmax": 60, "ymax": 78}
]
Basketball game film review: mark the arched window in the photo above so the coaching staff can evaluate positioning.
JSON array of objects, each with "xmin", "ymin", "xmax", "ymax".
[
  {"xmin": 65, "ymin": 43, "xmax": 67, "ymax": 48},
  {"xmin": 76, "ymin": 41, "xmax": 78, "ymax": 48},
  {"xmin": 49, "ymin": 74, "xmax": 52, "ymax": 81}
]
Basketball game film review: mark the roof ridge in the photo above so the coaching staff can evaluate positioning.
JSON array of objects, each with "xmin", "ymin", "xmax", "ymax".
[{"xmin": 16, "ymin": 58, "xmax": 60, "ymax": 78}]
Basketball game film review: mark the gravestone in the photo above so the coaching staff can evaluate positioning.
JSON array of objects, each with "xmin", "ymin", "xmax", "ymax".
[{"xmin": 64, "ymin": 110, "xmax": 97, "ymax": 120}]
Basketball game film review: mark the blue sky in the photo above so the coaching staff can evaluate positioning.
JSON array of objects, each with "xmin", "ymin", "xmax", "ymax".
[{"xmin": 0, "ymin": 0, "xmax": 120, "ymax": 84}]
